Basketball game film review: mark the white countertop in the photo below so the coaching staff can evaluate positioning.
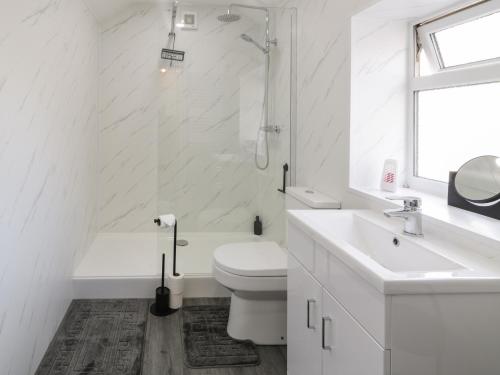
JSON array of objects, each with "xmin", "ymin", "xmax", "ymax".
[{"xmin": 288, "ymin": 209, "xmax": 500, "ymax": 294}]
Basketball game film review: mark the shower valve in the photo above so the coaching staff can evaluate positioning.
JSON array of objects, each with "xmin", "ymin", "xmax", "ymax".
[{"xmin": 261, "ymin": 125, "xmax": 281, "ymax": 134}]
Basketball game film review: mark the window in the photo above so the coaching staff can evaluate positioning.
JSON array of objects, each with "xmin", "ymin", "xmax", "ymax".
[
  {"xmin": 433, "ymin": 11, "xmax": 500, "ymax": 68},
  {"xmin": 416, "ymin": 82, "xmax": 500, "ymax": 182},
  {"xmin": 412, "ymin": 0, "xmax": 500, "ymax": 188}
]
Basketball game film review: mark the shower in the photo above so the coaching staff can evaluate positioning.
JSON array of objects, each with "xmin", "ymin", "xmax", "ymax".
[
  {"xmin": 217, "ymin": 9, "xmax": 241, "ymax": 23},
  {"xmin": 240, "ymin": 33, "xmax": 268, "ymax": 54},
  {"xmin": 217, "ymin": 4, "xmax": 277, "ymax": 170},
  {"xmin": 72, "ymin": 2, "xmax": 295, "ymax": 307}
]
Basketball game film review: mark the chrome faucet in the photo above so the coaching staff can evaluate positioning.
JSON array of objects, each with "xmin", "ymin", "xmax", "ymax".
[{"xmin": 384, "ymin": 196, "xmax": 423, "ymax": 237}]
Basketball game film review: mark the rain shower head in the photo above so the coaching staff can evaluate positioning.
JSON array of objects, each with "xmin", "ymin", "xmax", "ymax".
[
  {"xmin": 217, "ymin": 9, "xmax": 241, "ymax": 22},
  {"xmin": 240, "ymin": 33, "xmax": 268, "ymax": 54}
]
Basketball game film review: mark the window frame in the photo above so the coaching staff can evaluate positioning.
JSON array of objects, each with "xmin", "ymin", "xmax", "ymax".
[
  {"xmin": 417, "ymin": 0, "xmax": 500, "ymax": 72},
  {"xmin": 408, "ymin": 0, "xmax": 500, "ymax": 197}
]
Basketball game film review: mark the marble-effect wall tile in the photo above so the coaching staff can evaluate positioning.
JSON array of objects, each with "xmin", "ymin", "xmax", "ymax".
[
  {"xmin": 0, "ymin": 1, "xmax": 99, "ymax": 373},
  {"xmin": 99, "ymin": 4, "xmax": 294, "ymax": 242},
  {"xmin": 293, "ymin": 0, "xmax": 466, "ymax": 204},
  {"xmin": 158, "ymin": 5, "xmax": 261, "ymax": 233},
  {"xmin": 294, "ymin": 0, "xmax": 364, "ymax": 198},
  {"xmin": 99, "ymin": 6, "xmax": 161, "ymax": 233},
  {"xmin": 350, "ymin": 17, "xmax": 409, "ymax": 189}
]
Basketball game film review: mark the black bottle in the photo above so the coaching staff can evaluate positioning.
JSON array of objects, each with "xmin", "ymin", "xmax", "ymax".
[{"xmin": 254, "ymin": 216, "xmax": 263, "ymax": 236}]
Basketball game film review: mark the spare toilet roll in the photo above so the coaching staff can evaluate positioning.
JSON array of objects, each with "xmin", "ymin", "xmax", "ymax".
[{"xmin": 168, "ymin": 273, "xmax": 185, "ymax": 309}]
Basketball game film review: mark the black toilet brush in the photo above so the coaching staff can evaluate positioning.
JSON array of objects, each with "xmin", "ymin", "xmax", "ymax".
[{"xmin": 150, "ymin": 253, "xmax": 177, "ymax": 316}]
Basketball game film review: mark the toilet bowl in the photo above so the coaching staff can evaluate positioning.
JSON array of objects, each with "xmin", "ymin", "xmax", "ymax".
[
  {"xmin": 212, "ymin": 188, "xmax": 340, "ymax": 345},
  {"xmin": 213, "ymin": 241, "xmax": 287, "ymax": 345}
]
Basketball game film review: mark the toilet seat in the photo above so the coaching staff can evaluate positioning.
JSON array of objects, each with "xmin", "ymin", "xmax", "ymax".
[
  {"xmin": 213, "ymin": 265, "xmax": 287, "ymax": 292},
  {"xmin": 214, "ymin": 242, "xmax": 287, "ymax": 277},
  {"xmin": 213, "ymin": 242, "xmax": 287, "ymax": 292}
]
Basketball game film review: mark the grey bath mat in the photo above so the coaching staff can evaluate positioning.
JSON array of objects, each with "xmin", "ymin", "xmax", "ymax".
[
  {"xmin": 182, "ymin": 305, "xmax": 260, "ymax": 368},
  {"xmin": 36, "ymin": 299, "xmax": 148, "ymax": 375}
]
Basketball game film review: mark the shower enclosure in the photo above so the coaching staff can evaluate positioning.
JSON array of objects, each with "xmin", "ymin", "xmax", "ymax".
[
  {"xmin": 73, "ymin": 2, "xmax": 296, "ymax": 294},
  {"xmin": 157, "ymin": 4, "xmax": 297, "ymax": 277}
]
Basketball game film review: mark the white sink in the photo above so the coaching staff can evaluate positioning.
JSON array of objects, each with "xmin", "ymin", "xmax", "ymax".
[
  {"xmin": 335, "ymin": 213, "xmax": 462, "ymax": 273},
  {"xmin": 288, "ymin": 209, "xmax": 500, "ymax": 294}
]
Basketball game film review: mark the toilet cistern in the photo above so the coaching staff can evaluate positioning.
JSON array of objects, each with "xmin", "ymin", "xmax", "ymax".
[{"xmin": 384, "ymin": 196, "xmax": 423, "ymax": 237}]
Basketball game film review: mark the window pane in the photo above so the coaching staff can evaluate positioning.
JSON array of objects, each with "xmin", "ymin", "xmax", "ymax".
[
  {"xmin": 417, "ymin": 82, "xmax": 500, "ymax": 182},
  {"xmin": 433, "ymin": 11, "xmax": 500, "ymax": 68}
]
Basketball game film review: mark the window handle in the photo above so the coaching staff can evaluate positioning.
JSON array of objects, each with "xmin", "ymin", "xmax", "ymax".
[{"xmin": 307, "ymin": 299, "xmax": 315, "ymax": 329}]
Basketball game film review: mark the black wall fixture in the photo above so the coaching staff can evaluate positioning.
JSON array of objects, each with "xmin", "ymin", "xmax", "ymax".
[{"xmin": 278, "ymin": 163, "xmax": 289, "ymax": 194}]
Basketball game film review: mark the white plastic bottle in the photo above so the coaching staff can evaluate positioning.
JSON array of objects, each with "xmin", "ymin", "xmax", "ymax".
[{"xmin": 381, "ymin": 159, "xmax": 398, "ymax": 192}]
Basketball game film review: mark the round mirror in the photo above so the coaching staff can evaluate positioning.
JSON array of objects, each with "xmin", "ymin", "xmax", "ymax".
[{"xmin": 455, "ymin": 155, "xmax": 500, "ymax": 203}]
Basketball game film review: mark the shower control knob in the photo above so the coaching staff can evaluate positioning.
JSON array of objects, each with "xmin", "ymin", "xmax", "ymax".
[
  {"xmin": 153, "ymin": 218, "xmax": 161, "ymax": 226},
  {"xmin": 261, "ymin": 125, "xmax": 281, "ymax": 134}
]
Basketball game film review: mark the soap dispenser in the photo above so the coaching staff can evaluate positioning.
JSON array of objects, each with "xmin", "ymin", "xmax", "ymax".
[{"xmin": 254, "ymin": 216, "xmax": 263, "ymax": 236}]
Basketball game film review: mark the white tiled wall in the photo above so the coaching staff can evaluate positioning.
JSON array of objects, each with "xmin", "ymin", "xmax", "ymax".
[
  {"xmin": 97, "ymin": 0, "xmax": 404, "ymax": 240},
  {"xmin": 294, "ymin": 0, "xmax": 374, "ymax": 201},
  {"xmin": 349, "ymin": 0, "xmax": 463, "ymax": 192},
  {"xmin": 293, "ymin": 0, "xmax": 424, "ymax": 205},
  {"xmin": 350, "ymin": 16, "xmax": 409, "ymax": 189},
  {"xmin": 0, "ymin": 1, "xmax": 99, "ymax": 373},
  {"xmin": 157, "ymin": 5, "xmax": 265, "ymax": 234},
  {"xmin": 98, "ymin": 4, "xmax": 293, "ymax": 243},
  {"xmin": 292, "ymin": 0, "xmax": 467, "ymax": 202},
  {"xmin": 98, "ymin": 5, "xmax": 160, "ymax": 232}
]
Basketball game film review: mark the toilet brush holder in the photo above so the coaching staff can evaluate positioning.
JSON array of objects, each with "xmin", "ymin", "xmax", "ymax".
[
  {"xmin": 150, "ymin": 253, "xmax": 177, "ymax": 317},
  {"xmin": 151, "ymin": 286, "xmax": 171, "ymax": 316}
]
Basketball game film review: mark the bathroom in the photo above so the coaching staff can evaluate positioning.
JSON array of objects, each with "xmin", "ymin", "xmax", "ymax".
[{"xmin": 1, "ymin": 0, "xmax": 500, "ymax": 374}]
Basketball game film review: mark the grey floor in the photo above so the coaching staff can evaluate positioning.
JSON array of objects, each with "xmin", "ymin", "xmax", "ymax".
[{"xmin": 142, "ymin": 298, "xmax": 287, "ymax": 375}]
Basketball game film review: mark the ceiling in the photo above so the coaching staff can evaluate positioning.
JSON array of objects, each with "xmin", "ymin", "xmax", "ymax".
[{"xmin": 84, "ymin": 0, "xmax": 285, "ymax": 23}]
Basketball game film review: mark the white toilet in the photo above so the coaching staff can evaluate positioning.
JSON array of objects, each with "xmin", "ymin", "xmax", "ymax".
[{"xmin": 212, "ymin": 187, "xmax": 341, "ymax": 345}]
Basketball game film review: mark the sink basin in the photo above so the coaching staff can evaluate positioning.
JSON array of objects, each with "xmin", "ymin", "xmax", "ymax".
[
  {"xmin": 288, "ymin": 209, "xmax": 500, "ymax": 294},
  {"xmin": 339, "ymin": 213, "xmax": 462, "ymax": 273}
]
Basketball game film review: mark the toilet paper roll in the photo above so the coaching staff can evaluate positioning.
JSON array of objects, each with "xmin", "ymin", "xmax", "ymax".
[
  {"xmin": 168, "ymin": 273, "xmax": 185, "ymax": 294},
  {"xmin": 170, "ymin": 292, "xmax": 183, "ymax": 310},
  {"xmin": 159, "ymin": 214, "xmax": 176, "ymax": 228}
]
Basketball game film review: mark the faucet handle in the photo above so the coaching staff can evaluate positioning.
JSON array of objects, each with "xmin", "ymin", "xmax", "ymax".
[{"xmin": 386, "ymin": 196, "xmax": 422, "ymax": 210}]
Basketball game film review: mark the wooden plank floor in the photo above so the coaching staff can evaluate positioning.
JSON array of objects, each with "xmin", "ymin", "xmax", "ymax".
[{"xmin": 142, "ymin": 298, "xmax": 287, "ymax": 375}]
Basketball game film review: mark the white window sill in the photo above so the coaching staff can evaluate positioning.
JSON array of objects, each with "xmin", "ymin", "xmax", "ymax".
[{"xmin": 349, "ymin": 186, "xmax": 500, "ymax": 245}]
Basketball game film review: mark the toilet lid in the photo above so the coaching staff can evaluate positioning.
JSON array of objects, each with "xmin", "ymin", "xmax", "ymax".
[{"xmin": 214, "ymin": 242, "xmax": 287, "ymax": 277}]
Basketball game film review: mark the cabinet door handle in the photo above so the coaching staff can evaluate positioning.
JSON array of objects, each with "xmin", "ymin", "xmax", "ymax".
[
  {"xmin": 322, "ymin": 317, "xmax": 332, "ymax": 350},
  {"xmin": 306, "ymin": 299, "xmax": 316, "ymax": 329}
]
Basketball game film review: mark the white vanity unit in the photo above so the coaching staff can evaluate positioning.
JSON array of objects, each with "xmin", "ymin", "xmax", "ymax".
[{"xmin": 287, "ymin": 209, "xmax": 500, "ymax": 375}]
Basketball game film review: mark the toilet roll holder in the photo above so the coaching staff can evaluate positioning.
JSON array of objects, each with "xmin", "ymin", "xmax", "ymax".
[{"xmin": 151, "ymin": 218, "xmax": 181, "ymax": 316}]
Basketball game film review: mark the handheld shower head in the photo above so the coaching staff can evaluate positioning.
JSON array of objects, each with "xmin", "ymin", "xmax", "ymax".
[
  {"xmin": 217, "ymin": 9, "xmax": 241, "ymax": 22},
  {"xmin": 240, "ymin": 33, "xmax": 268, "ymax": 54},
  {"xmin": 240, "ymin": 34, "xmax": 252, "ymax": 42}
]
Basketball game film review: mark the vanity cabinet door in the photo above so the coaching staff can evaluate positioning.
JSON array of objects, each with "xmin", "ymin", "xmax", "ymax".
[
  {"xmin": 288, "ymin": 223, "xmax": 315, "ymax": 272},
  {"xmin": 321, "ymin": 290, "xmax": 388, "ymax": 375},
  {"xmin": 288, "ymin": 255, "xmax": 322, "ymax": 375}
]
